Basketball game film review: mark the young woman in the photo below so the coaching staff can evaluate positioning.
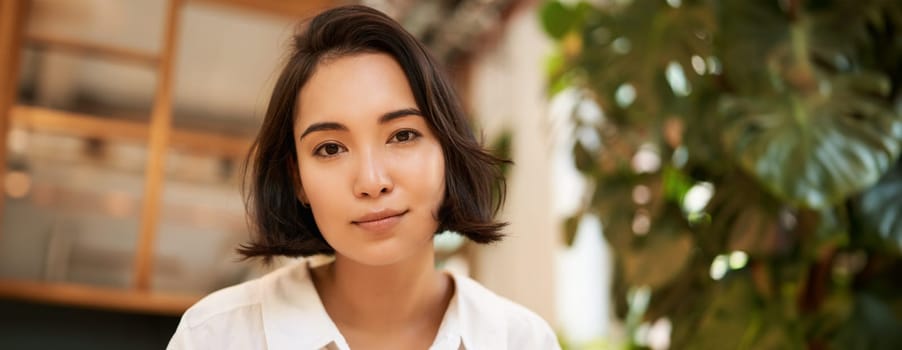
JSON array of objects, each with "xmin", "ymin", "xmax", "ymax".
[{"xmin": 168, "ymin": 5, "xmax": 559, "ymax": 350}]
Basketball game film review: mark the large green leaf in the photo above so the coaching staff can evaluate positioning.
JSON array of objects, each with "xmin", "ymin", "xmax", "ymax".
[
  {"xmin": 590, "ymin": 171, "xmax": 654, "ymax": 251},
  {"xmin": 675, "ymin": 273, "xmax": 806, "ymax": 350},
  {"xmin": 829, "ymin": 293, "xmax": 902, "ymax": 349},
  {"xmin": 588, "ymin": 169, "xmax": 696, "ymax": 289},
  {"xmin": 539, "ymin": 1, "xmax": 594, "ymax": 40},
  {"xmin": 643, "ymin": 254, "xmax": 711, "ymax": 322},
  {"xmin": 540, "ymin": 1, "xmax": 573, "ymax": 40},
  {"xmin": 722, "ymin": 71, "xmax": 902, "ymax": 208},
  {"xmin": 705, "ymin": 171, "xmax": 783, "ymax": 256},
  {"xmin": 717, "ymin": 0, "xmax": 788, "ymax": 95},
  {"xmin": 856, "ymin": 159, "xmax": 902, "ymax": 248},
  {"xmin": 620, "ymin": 230, "xmax": 693, "ymax": 289},
  {"xmin": 808, "ymin": 0, "xmax": 902, "ymax": 69},
  {"xmin": 576, "ymin": 0, "xmax": 714, "ymax": 123}
]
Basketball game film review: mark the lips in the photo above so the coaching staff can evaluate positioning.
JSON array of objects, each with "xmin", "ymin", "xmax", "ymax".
[{"xmin": 352, "ymin": 209, "xmax": 408, "ymax": 232}]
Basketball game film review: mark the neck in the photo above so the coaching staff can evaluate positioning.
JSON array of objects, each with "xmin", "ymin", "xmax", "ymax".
[{"xmin": 312, "ymin": 247, "xmax": 452, "ymax": 331}]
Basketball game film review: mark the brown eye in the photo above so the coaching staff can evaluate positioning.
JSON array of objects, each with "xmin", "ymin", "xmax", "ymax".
[
  {"xmin": 314, "ymin": 142, "xmax": 346, "ymax": 157},
  {"xmin": 324, "ymin": 144, "xmax": 340, "ymax": 154},
  {"xmin": 390, "ymin": 130, "xmax": 421, "ymax": 143}
]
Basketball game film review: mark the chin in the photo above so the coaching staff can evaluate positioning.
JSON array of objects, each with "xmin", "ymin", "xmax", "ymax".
[
  {"xmin": 340, "ymin": 236, "xmax": 434, "ymax": 267},
  {"xmin": 343, "ymin": 249, "xmax": 409, "ymax": 267}
]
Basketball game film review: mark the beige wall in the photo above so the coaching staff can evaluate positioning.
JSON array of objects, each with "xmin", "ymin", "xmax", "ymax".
[{"xmin": 468, "ymin": 3, "xmax": 560, "ymax": 326}]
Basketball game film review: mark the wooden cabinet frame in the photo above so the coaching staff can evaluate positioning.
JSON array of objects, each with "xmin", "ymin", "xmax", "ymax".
[{"xmin": 0, "ymin": 0, "xmax": 336, "ymax": 315}]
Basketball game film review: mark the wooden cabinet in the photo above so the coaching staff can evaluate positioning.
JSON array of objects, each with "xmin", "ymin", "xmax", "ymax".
[{"xmin": 0, "ymin": 0, "xmax": 336, "ymax": 315}]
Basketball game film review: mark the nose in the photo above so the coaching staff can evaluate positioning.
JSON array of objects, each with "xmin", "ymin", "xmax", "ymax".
[{"xmin": 353, "ymin": 149, "xmax": 393, "ymax": 198}]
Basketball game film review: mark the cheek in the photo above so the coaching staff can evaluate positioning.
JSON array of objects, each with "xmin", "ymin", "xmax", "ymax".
[
  {"xmin": 402, "ymin": 144, "xmax": 446, "ymax": 209},
  {"xmin": 297, "ymin": 163, "xmax": 343, "ymax": 225}
]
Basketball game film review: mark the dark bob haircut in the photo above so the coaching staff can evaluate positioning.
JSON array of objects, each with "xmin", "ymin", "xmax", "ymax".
[{"xmin": 238, "ymin": 5, "xmax": 508, "ymax": 261}]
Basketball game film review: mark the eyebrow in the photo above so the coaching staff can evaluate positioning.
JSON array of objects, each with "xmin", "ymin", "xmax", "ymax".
[{"xmin": 299, "ymin": 108, "xmax": 423, "ymax": 140}]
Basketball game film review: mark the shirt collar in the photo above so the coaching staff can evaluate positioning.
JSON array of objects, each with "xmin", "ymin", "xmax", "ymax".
[
  {"xmin": 259, "ymin": 259, "xmax": 506, "ymax": 350},
  {"xmin": 260, "ymin": 259, "xmax": 348, "ymax": 350},
  {"xmin": 430, "ymin": 277, "xmax": 462, "ymax": 350},
  {"xmin": 447, "ymin": 272, "xmax": 507, "ymax": 349}
]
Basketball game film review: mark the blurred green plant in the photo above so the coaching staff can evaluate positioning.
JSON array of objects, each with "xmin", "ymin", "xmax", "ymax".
[{"xmin": 541, "ymin": 0, "xmax": 902, "ymax": 348}]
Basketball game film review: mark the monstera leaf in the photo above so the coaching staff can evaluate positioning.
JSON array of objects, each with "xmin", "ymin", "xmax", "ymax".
[
  {"xmin": 718, "ymin": 0, "xmax": 788, "ymax": 95},
  {"xmin": 722, "ymin": 71, "xmax": 902, "ymax": 208},
  {"xmin": 829, "ymin": 293, "xmax": 902, "ymax": 349},
  {"xmin": 856, "ymin": 160, "xmax": 902, "ymax": 248},
  {"xmin": 568, "ymin": 0, "xmax": 714, "ymax": 124},
  {"xmin": 587, "ymin": 168, "xmax": 695, "ymax": 289},
  {"xmin": 705, "ymin": 171, "xmax": 783, "ymax": 256},
  {"xmin": 674, "ymin": 273, "xmax": 806, "ymax": 350},
  {"xmin": 621, "ymin": 230, "xmax": 694, "ymax": 290}
]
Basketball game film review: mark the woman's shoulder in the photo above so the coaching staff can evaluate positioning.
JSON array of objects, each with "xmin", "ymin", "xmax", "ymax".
[
  {"xmin": 168, "ymin": 277, "xmax": 267, "ymax": 350},
  {"xmin": 449, "ymin": 273, "xmax": 561, "ymax": 349},
  {"xmin": 179, "ymin": 272, "xmax": 267, "ymax": 329},
  {"xmin": 179, "ymin": 259, "xmax": 306, "ymax": 328},
  {"xmin": 451, "ymin": 273, "xmax": 545, "ymax": 321},
  {"xmin": 168, "ymin": 262, "xmax": 309, "ymax": 350}
]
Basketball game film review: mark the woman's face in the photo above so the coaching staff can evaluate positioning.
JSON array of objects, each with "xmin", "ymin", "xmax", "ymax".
[{"xmin": 294, "ymin": 53, "xmax": 446, "ymax": 266}]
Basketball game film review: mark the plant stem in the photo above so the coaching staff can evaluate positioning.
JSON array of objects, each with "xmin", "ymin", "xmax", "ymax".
[
  {"xmin": 786, "ymin": 0, "xmax": 802, "ymax": 21},
  {"xmin": 790, "ymin": 23, "xmax": 815, "ymax": 90},
  {"xmin": 785, "ymin": 0, "xmax": 815, "ymax": 92}
]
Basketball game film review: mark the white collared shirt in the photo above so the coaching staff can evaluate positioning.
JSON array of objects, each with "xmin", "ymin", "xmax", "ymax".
[{"xmin": 167, "ymin": 259, "xmax": 560, "ymax": 350}]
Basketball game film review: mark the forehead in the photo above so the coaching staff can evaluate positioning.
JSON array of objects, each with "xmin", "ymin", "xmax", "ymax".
[{"xmin": 295, "ymin": 53, "xmax": 418, "ymax": 126}]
